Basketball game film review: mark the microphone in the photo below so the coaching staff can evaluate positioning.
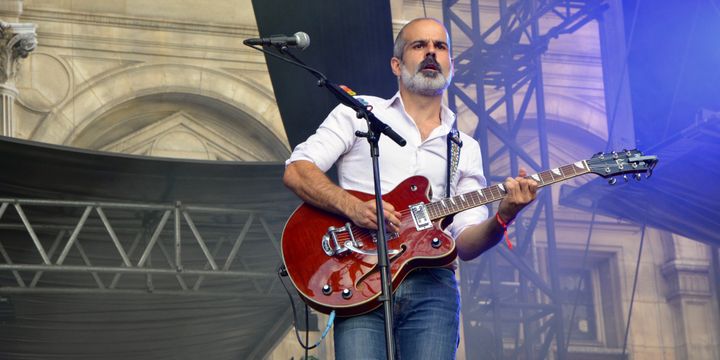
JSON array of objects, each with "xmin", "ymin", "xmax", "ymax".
[{"xmin": 243, "ymin": 32, "xmax": 310, "ymax": 50}]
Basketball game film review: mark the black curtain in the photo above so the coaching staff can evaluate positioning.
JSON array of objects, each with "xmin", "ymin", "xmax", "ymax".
[{"xmin": 251, "ymin": 0, "xmax": 396, "ymax": 148}]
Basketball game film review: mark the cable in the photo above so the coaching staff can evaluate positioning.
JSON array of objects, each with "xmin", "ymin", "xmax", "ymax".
[
  {"xmin": 659, "ymin": 0, "xmax": 702, "ymax": 142},
  {"xmin": 604, "ymin": 0, "xmax": 642, "ymax": 153},
  {"xmin": 711, "ymin": 0, "xmax": 720, "ymax": 17},
  {"xmin": 277, "ymin": 266, "xmax": 335, "ymax": 352},
  {"xmin": 621, "ymin": 224, "xmax": 647, "ymax": 357},
  {"xmin": 304, "ymin": 304, "xmax": 309, "ymax": 360},
  {"xmin": 564, "ymin": 206, "xmax": 598, "ymax": 351},
  {"xmin": 712, "ymin": 245, "xmax": 720, "ymax": 342}
]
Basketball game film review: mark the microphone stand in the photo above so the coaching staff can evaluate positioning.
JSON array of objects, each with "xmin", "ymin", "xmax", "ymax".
[{"xmin": 253, "ymin": 42, "xmax": 406, "ymax": 360}]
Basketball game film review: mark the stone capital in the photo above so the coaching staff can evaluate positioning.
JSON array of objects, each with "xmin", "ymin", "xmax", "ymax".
[
  {"xmin": 0, "ymin": 21, "xmax": 37, "ymax": 85},
  {"xmin": 0, "ymin": 82, "xmax": 17, "ymax": 96},
  {"xmin": 661, "ymin": 259, "xmax": 711, "ymax": 302}
]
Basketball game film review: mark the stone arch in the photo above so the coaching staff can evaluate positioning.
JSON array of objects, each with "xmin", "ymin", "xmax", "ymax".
[
  {"xmin": 72, "ymin": 93, "xmax": 289, "ymax": 161},
  {"xmin": 32, "ymin": 63, "xmax": 289, "ymax": 160}
]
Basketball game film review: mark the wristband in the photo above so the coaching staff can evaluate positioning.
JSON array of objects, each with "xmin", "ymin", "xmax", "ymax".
[{"xmin": 495, "ymin": 212, "xmax": 513, "ymax": 250}]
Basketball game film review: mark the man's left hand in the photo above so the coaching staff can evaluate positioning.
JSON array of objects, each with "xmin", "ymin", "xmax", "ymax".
[{"xmin": 497, "ymin": 167, "xmax": 538, "ymax": 223}]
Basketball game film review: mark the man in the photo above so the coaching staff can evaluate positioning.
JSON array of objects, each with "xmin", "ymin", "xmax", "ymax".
[{"xmin": 283, "ymin": 18, "xmax": 538, "ymax": 359}]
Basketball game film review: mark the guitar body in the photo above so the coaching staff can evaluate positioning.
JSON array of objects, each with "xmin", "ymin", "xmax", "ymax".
[{"xmin": 281, "ymin": 176, "xmax": 456, "ymax": 317}]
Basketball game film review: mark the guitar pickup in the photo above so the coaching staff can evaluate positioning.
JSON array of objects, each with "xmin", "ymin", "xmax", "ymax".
[
  {"xmin": 409, "ymin": 203, "xmax": 433, "ymax": 231},
  {"xmin": 370, "ymin": 231, "xmax": 399, "ymax": 243}
]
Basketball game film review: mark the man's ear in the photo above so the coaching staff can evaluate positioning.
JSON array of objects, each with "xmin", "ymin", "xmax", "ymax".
[{"xmin": 390, "ymin": 57, "xmax": 402, "ymax": 77}]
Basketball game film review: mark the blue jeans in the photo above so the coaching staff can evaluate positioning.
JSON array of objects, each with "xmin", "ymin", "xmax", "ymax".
[{"xmin": 334, "ymin": 267, "xmax": 460, "ymax": 360}]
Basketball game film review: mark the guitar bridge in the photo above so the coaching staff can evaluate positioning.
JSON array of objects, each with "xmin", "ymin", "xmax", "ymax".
[
  {"xmin": 321, "ymin": 223, "xmax": 401, "ymax": 257},
  {"xmin": 409, "ymin": 203, "xmax": 433, "ymax": 231},
  {"xmin": 321, "ymin": 222, "xmax": 357, "ymax": 256}
]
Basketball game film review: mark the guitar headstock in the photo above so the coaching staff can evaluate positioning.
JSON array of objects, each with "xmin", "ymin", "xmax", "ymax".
[{"xmin": 587, "ymin": 149, "xmax": 658, "ymax": 183}]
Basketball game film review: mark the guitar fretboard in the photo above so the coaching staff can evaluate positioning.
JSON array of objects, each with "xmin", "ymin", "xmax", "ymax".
[{"xmin": 426, "ymin": 161, "xmax": 590, "ymax": 220}]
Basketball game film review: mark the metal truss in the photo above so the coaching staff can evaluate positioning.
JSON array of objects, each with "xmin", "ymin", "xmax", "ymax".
[
  {"xmin": 0, "ymin": 197, "xmax": 285, "ymax": 299},
  {"xmin": 443, "ymin": 0, "xmax": 608, "ymax": 359}
]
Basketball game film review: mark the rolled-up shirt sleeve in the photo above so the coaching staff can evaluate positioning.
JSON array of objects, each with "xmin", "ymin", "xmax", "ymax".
[
  {"xmin": 286, "ymin": 104, "xmax": 358, "ymax": 172},
  {"xmin": 446, "ymin": 138, "xmax": 489, "ymax": 239}
]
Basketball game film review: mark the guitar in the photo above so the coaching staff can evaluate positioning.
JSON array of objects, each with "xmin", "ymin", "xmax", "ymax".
[{"xmin": 280, "ymin": 150, "xmax": 657, "ymax": 316}]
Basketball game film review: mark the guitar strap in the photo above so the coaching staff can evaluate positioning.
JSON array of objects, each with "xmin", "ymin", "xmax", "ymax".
[{"xmin": 446, "ymin": 118, "xmax": 463, "ymax": 198}]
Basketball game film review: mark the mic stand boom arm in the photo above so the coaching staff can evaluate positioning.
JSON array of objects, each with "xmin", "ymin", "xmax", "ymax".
[
  {"xmin": 317, "ymin": 78, "xmax": 407, "ymax": 147},
  {"xmin": 251, "ymin": 42, "xmax": 405, "ymax": 360},
  {"xmin": 278, "ymin": 48, "xmax": 406, "ymax": 148}
]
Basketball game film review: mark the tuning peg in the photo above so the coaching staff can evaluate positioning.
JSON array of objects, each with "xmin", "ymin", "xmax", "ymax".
[
  {"xmin": 623, "ymin": 175, "xmax": 628, "ymax": 182},
  {"xmin": 634, "ymin": 173, "xmax": 642, "ymax": 181},
  {"xmin": 608, "ymin": 178, "xmax": 617, "ymax": 185}
]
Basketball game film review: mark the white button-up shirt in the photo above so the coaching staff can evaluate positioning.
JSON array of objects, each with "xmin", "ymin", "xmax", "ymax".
[{"xmin": 286, "ymin": 92, "xmax": 488, "ymax": 239}]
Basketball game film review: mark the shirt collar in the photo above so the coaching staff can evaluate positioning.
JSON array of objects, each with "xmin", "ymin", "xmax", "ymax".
[
  {"xmin": 380, "ymin": 91, "xmax": 402, "ymax": 110},
  {"xmin": 383, "ymin": 91, "xmax": 457, "ymax": 130},
  {"xmin": 439, "ymin": 102, "xmax": 456, "ymax": 130}
]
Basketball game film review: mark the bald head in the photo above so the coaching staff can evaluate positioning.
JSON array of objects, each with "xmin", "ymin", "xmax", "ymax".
[{"xmin": 393, "ymin": 18, "xmax": 450, "ymax": 60}]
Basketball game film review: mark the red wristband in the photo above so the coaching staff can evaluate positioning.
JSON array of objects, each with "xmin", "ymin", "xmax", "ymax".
[{"xmin": 495, "ymin": 213, "xmax": 513, "ymax": 250}]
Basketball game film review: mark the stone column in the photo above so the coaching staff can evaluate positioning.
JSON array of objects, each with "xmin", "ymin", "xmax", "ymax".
[
  {"xmin": 661, "ymin": 234, "xmax": 720, "ymax": 360},
  {"xmin": 0, "ymin": 21, "xmax": 36, "ymax": 137}
]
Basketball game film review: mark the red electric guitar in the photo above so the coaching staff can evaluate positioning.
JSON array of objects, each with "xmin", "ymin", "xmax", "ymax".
[{"xmin": 280, "ymin": 150, "xmax": 657, "ymax": 316}]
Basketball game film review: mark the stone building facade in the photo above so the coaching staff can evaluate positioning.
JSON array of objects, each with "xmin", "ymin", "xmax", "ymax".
[
  {"xmin": 1, "ymin": 0, "xmax": 718, "ymax": 359},
  {"xmin": 4, "ymin": 0, "xmax": 288, "ymax": 162}
]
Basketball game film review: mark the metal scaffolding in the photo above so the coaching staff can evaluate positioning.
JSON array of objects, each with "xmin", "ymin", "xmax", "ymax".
[
  {"xmin": 0, "ymin": 137, "xmax": 301, "ymax": 359},
  {"xmin": 0, "ymin": 197, "xmax": 286, "ymax": 299},
  {"xmin": 442, "ymin": 0, "xmax": 608, "ymax": 358}
]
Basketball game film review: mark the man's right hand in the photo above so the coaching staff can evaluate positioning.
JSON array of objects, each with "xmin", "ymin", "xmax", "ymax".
[
  {"xmin": 284, "ymin": 161, "xmax": 403, "ymax": 234},
  {"xmin": 347, "ymin": 199, "xmax": 402, "ymax": 233}
]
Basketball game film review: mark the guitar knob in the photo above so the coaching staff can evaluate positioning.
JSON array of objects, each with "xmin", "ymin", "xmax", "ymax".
[
  {"xmin": 341, "ymin": 288, "xmax": 352, "ymax": 299},
  {"xmin": 623, "ymin": 175, "xmax": 628, "ymax": 182},
  {"xmin": 322, "ymin": 284, "xmax": 332, "ymax": 296},
  {"xmin": 608, "ymin": 178, "xmax": 617, "ymax": 185},
  {"xmin": 431, "ymin": 237, "xmax": 441, "ymax": 248},
  {"xmin": 634, "ymin": 173, "xmax": 642, "ymax": 181}
]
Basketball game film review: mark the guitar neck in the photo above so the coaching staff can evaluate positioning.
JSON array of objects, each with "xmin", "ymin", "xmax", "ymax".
[{"xmin": 427, "ymin": 160, "xmax": 590, "ymax": 220}]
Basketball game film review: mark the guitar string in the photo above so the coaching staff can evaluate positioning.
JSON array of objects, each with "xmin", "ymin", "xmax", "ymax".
[{"xmin": 332, "ymin": 162, "xmax": 607, "ymax": 246}]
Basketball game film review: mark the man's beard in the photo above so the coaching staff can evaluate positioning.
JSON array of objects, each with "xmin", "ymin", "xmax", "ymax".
[{"xmin": 400, "ymin": 57, "xmax": 452, "ymax": 96}]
